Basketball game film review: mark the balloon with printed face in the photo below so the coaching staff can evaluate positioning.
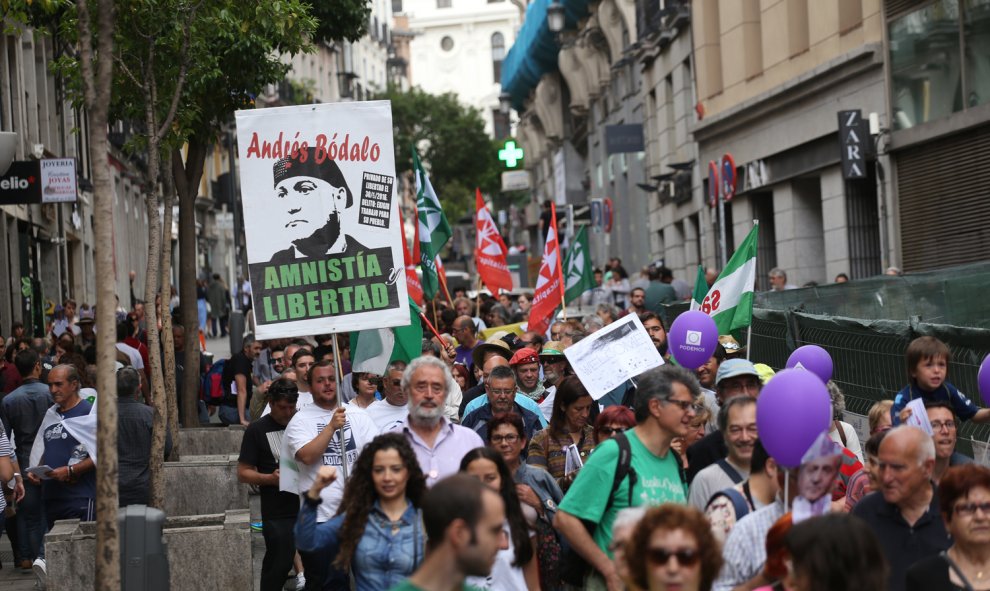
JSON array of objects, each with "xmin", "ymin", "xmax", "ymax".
[
  {"xmin": 756, "ymin": 368, "xmax": 831, "ymax": 469},
  {"xmin": 979, "ymin": 354, "xmax": 990, "ymax": 407},
  {"xmin": 786, "ymin": 345, "xmax": 834, "ymax": 384},
  {"xmin": 668, "ymin": 310, "xmax": 719, "ymax": 369}
]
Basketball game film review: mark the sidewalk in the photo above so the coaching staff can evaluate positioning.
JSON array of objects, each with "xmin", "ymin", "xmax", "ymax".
[{"xmin": 0, "ymin": 534, "xmax": 41, "ymax": 590}]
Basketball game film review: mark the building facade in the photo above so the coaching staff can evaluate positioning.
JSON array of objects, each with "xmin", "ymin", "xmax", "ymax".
[{"xmin": 402, "ymin": 0, "xmax": 522, "ymax": 137}]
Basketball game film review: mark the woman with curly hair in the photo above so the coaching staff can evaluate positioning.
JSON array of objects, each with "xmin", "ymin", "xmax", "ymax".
[
  {"xmin": 294, "ymin": 433, "xmax": 426, "ymax": 591},
  {"xmin": 626, "ymin": 504, "xmax": 723, "ymax": 591},
  {"xmin": 460, "ymin": 446, "xmax": 541, "ymax": 590}
]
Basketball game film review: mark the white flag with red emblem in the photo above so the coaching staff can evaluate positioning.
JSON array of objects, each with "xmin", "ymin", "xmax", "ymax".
[
  {"xmin": 474, "ymin": 189, "xmax": 513, "ymax": 295},
  {"xmin": 528, "ymin": 202, "xmax": 564, "ymax": 335}
]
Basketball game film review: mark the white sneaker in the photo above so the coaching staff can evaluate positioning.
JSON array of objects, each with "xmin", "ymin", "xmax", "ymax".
[
  {"xmin": 295, "ymin": 572, "xmax": 306, "ymax": 591},
  {"xmin": 32, "ymin": 558, "xmax": 46, "ymax": 589}
]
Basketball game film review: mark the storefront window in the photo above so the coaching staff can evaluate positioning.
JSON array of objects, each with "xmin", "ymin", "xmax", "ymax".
[
  {"xmin": 965, "ymin": 0, "xmax": 990, "ymax": 108},
  {"xmin": 889, "ymin": 0, "xmax": 962, "ymax": 130}
]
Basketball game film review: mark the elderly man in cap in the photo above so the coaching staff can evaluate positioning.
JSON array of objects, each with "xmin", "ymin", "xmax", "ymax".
[
  {"xmin": 510, "ymin": 347, "xmax": 545, "ymax": 403},
  {"xmin": 536, "ymin": 342, "xmax": 567, "ymax": 421},
  {"xmin": 687, "ymin": 358, "xmax": 764, "ymax": 483}
]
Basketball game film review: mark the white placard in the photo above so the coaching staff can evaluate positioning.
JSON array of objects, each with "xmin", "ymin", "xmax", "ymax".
[
  {"xmin": 904, "ymin": 397, "xmax": 933, "ymax": 436},
  {"xmin": 235, "ymin": 102, "xmax": 409, "ymax": 340},
  {"xmin": 40, "ymin": 158, "xmax": 78, "ymax": 203},
  {"xmin": 563, "ymin": 313, "xmax": 664, "ymax": 400}
]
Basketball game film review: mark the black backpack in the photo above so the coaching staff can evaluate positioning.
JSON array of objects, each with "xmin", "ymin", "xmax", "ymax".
[{"xmin": 559, "ymin": 432, "xmax": 687, "ymax": 585}]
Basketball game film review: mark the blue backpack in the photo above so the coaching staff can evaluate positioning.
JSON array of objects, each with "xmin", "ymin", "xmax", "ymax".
[{"xmin": 200, "ymin": 358, "xmax": 228, "ymax": 404}]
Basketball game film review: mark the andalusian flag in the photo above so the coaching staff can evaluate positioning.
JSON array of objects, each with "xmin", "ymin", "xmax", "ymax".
[
  {"xmin": 413, "ymin": 146, "xmax": 451, "ymax": 300},
  {"xmin": 350, "ymin": 298, "xmax": 424, "ymax": 375},
  {"xmin": 690, "ymin": 265, "xmax": 707, "ymax": 309},
  {"xmin": 692, "ymin": 225, "xmax": 759, "ymax": 338},
  {"xmin": 563, "ymin": 225, "xmax": 594, "ymax": 304}
]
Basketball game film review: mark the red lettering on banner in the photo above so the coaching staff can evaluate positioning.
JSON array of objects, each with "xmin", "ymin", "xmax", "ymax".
[{"xmin": 701, "ymin": 290, "xmax": 721, "ymax": 315}]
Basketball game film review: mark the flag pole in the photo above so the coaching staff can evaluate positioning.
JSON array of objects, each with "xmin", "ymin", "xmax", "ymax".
[
  {"xmin": 431, "ymin": 299, "xmax": 438, "ymax": 329},
  {"xmin": 745, "ymin": 219, "xmax": 759, "ymax": 361},
  {"xmin": 475, "ymin": 277, "xmax": 483, "ymax": 318},
  {"xmin": 553, "ymin": 203, "xmax": 567, "ymax": 322},
  {"xmin": 440, "ymin": 277, "xmax": 453, "ymax": 306},
  {"xmin": 331, "ymin": 333, "xmax": 349, "ymax": 482}
]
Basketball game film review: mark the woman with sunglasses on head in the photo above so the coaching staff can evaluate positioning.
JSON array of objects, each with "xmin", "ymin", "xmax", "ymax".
[
  {"xmin": 460, "ymin": 446, "xmax": 541, "ymax": 591},
  {"xmin": 907, "ymin": 464, "xmax": 990, "ymax": 591},
  {"xmin": 294, "ymin": 433, "xmax": 426, "ymax": 591},
  {"xmin": 348, "ymin": 372, "xmax": 382, "ymax": 409},
  {"xmin": 488, "ymin": 412, "xmax": 563, "ymax": 590},
  {"xmin": 594, "ymin": 405, "xmax": 637, "ymax": 445},
  {"xmin": 527, "ymin": 376, "xmax": 597, "ymax": 490},
  {"xmin": 625, "ymin": 504, "xmax": 723, "ymax": 591}
]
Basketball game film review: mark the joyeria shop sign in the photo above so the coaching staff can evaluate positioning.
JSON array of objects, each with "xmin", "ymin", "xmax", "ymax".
[{"xmin": 0, "ymin": 158, "xmax": 78, "ymax": 205}]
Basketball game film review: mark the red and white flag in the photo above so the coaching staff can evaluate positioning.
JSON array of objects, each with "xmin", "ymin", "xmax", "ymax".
[
  {"xmin": 401, "ymin": 213, "xmax": 424, "ymax": 306},
  {"xmin": 474, "ymin": 189, "xmax": 512, "ymax": 295},
  {"xmin": 528, "ymin": 202, "xmax": 564, "ymax": 335}
]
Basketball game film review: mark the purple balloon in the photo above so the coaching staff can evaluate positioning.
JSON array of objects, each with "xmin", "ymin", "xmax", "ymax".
[
  {"xmin": 979, "ymin": 354, "xmax": 990, "ymax": 407},
  {"xmin": 756, "ymin": 369, "xmax": 831, "ymax": 468},
  {"xmin": 668, "ymin": 310, "xmax": 719, "ymax": 369},
  {"xmin": 786, "ymin": 345, "xmax": 834, "ymax": 384}
]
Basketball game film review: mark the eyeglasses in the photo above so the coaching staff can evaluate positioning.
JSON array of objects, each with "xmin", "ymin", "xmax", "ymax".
[
  {"xmin": 488, "ymin": 388, "xmax": 515, "ymax": 396},
  {"xmin": 663, "ymin": 399, "xmax": 699, "ymax": 413},
  {"xmin": 646, "ymin": 547, "xmax": 700, "ymax": 567},
  {"xmin": 931, "ymin": 420, "xmax": 957, "ymax": 432},
  {"xmin": 598, "ymin": 426, "xmax": 626, "ymax": 436},
  {"xmin": 954, "ymin": 502, "xmax": 990, "ymax": 517},
  {"xmin": 490, "ymin": 434, "xmax": 520, "ymax": 443}
]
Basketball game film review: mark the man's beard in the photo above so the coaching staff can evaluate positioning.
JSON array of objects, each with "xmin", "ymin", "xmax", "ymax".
[
  {"xmin": 293, "ymin": 211, "xmax": 341, "ymax": 257},
  {"xmin": 408, "ymin": 399, "xmax": 445, "ymax": 427},
  {"xmin": 655, "ymin": 339, "xmax": 668, "ymax": 356}
]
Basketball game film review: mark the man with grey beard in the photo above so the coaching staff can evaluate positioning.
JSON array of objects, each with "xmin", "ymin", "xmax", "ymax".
[{"xmin": 393, "ymin": 356, "xmax": 484, "ymax": 487}]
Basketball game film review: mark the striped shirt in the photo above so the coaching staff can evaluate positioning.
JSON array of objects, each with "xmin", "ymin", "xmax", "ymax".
[
  {"xmin": 0, "ymin": 424, "xmax": 12, "ymax": 514},
  {"xmin": 713, "ymin": 499, "xmax": 785, "ymax": 591}
]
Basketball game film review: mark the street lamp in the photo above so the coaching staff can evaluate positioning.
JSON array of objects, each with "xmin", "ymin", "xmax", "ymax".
[
  {"xmin": 499, "ymin": 92, "xmax": 512, "ymax": 115},
  {"xmin": 547, "ymin": 0, "xmax": 566, "ymax": 34}
]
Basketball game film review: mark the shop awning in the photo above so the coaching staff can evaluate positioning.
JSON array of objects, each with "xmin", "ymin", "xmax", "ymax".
[{"xmin": 500, "ymin": 0, "xmax": 591, "ymax": 111}]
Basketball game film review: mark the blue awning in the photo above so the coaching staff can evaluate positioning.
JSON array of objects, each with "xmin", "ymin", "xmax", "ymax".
[{"xmin": 500, "ymin": 0, "xmax": 592, "ymax": 111}]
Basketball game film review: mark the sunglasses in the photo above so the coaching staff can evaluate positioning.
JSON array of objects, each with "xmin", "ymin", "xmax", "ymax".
[
  {"xmin": 598, "ymin": 426, "xmax": 626, "ymax": 436},
  {"xmin": 646, "ymin": 547, "xmax": 700, "ymax": 567}
]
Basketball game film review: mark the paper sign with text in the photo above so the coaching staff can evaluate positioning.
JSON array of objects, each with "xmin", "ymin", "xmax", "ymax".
[
  {"xmin": 235, "ymin": 102, "xmax": 409, "ymax": 339},
  {"xmin": 564, "ymin": 313, "xmax": 664, "ymax": 400}
]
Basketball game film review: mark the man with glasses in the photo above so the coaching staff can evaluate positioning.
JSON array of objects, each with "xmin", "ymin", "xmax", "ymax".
[
  {"xmin": 554, "ymin": 365, "xmax": 695, "ymax": 590},
  {"xmin": 462, "ymin": 365, "xmax": 543, "ymax": 442},
  {"xmin": 853, "ymin": 426, "xmax": 949, "ymax": 591},
  {"xmin": 452, "ymin": 316, "xmax": 480, "ymax": 371},
  {"xmin": 687, "ymin": 359, "xmax": 764, "ymax": 483},
  {"xmin": 366, "ymin": 361, "xmax": 409, "ymax": 432},
  {"xmin": 396, "ymin": 356, "xmax": 484, "ymax": 487},
  {"xmin": 688, "ymin": 396, "xmax": 757, "ymax": 510},
  {"xmin": 926, "ymin": 401, "xmax": 972, "ymax": 483}
]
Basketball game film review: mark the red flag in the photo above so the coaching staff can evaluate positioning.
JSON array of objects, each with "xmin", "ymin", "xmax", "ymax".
[
  {"xmin": 401, "ymin": 213, "xmax": 424, "ymax": 306},
  {"xmin": 528, "ymin": 202, "xmax": 564, "ymax": 334},
  {"xmin": 474, "ymin": 189, "xmax": 512, "ymax": 295}
]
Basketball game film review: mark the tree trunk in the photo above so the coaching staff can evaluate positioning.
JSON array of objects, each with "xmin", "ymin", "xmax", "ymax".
[
  {"xmin": 78, "ymin": 0, "xmax": 120, "ymax": 588},
  {"xmin": 174, "ymin": 144, "xmax": 207, "ymax": 428},
  {"xmin": 160, "ymin": 152, "xmax": 180, "ymax": 460},
  {"xmin": 143, "ymin": 140, "xmax": 167, "ymax": 509}
]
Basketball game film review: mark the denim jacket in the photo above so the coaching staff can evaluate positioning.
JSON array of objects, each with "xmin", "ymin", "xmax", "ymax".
[{"xmin": 295, "ymin": 497, "xmax": 424, "ymax": 591}]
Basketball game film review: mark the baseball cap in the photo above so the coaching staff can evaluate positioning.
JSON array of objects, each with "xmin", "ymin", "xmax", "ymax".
[
  {"xmin": 715, "ymin": 358, "xmax": 760, "ymax": 385},
  {"xmin": 509, "ymin": 347, "xmax": 539, "ymax": 366}
]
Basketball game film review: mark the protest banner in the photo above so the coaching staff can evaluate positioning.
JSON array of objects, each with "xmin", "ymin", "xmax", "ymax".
[
  {"xmin": 235, "ymin": 102, "xmax": 409, "ymax": 339},
  {"xmin": 563, "ymin": 313, "xmax": 664, "ymax": 399}
]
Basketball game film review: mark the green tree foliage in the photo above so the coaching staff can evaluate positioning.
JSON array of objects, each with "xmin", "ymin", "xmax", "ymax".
[
  {"xmin": 308, "ymin": 0, "xmax": 371, "ymax": 44},
  {"xmin": 380, "ymin": 84, "xmax": 501, "ymax": 223}
]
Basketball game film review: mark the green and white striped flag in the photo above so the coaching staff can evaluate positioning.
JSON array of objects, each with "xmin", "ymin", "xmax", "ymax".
[
  {"xmin": 413, "ymin": 146, "xmax": 451, "ymax": 300},
  {"xmin": 563, "ymin": 226, "xmax": 594, "ymax": 304},
  {"xmin": 350, "ymin": 298, "xmax": 424, "ymax": 375},
  {"xmin": 690, "ymin": 225, "xmax": 759, "ymax": 338}
]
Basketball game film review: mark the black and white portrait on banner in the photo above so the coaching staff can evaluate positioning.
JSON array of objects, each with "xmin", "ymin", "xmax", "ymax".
[{"xmin": 235, "ymin": 101, "xmax": 409, "ymax": 339}]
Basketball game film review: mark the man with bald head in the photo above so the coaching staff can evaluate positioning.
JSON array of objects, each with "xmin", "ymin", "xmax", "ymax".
[
  {"xmin": 451, "ymin": 316, "xmax": 480, "ymax": 371},
  {"xmin": 852, "ymin": 426, "xmax": 950, "ymax": 591}
]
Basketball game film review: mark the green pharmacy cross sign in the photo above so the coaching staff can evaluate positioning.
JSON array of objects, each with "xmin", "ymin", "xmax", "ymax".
[{"xmin": 498, "ymin": 140, "xmax": 524, "ymax": 168}]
